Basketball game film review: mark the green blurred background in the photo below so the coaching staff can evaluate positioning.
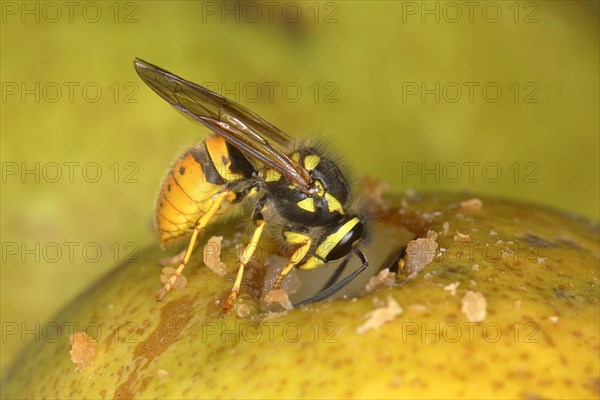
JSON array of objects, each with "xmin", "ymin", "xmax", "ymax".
[{"xmin": 1, "ymin": 1, "xmax": 598, "ymax": 375}]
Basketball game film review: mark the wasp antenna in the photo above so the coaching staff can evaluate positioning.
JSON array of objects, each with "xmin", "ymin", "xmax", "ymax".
[
  {"xmin": 354, "ymin": 247, "xmax": 369, "ymax": 268},
  {"xmin": 293, "ymin": 249, "xmax": 369, "ymax": 308},
  {"xmin": 319, "ymin": 257, "xmax": 351, "ymax": 293}
]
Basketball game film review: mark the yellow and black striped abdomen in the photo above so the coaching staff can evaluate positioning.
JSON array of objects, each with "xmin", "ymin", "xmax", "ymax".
[{"xmin": 155, "ymin": 135, "xmax": 256, "ymax": 247}]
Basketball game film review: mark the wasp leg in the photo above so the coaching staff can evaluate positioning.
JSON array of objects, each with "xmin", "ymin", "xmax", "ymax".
[
  {"xmin": 272, "ymin": 236, "xmax": 313, "ymax": 290},
  {"xmin": 272, "ymin": 263, "xmax": 296, "ymax": 290},
  {"xmin": 157, "ymin": 189, "xmax": 235, "ymax": 301},
  {"xmin": 219, "ymin": 219, "xmax": 267, "ymax": 317}
]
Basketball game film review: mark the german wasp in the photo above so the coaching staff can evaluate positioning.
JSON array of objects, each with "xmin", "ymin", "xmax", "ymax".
[{"xmin": 134, "ymin": 58, "xmax": 369, "ymax": 317}]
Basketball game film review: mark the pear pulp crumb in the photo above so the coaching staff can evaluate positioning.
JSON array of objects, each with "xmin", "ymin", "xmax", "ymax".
[
  {"xmin": 461, "ymin": 290, "xmax": 487, "ymax": 322},
  {"xmin": 364, "ymin": 268, "xmax": 396, "ymax": 293},
  {"xmin": 69, "ymin": 332, "xmax": 96, "ymax": 372},
  {"xmin": 156, "ymin": 369, "xmax": 169, "ymax": 379},
  {"xmin": 435, "ymin": 248, "xmax": 447, "ymax": 258},
  {"xmin": 264, "ymin": 289, "xmax": 293, "ymax": 310},
  {"xmin": 203, "ymin": 236, "xmax": 228, "ymax": 276},
  {"xmin": 404, "ymin": 231, "xmax": 439, "ymax": 275},
  {"xmin": 159, "ymin": 249, "xmax": 186, "ymax": 267},
  {"xmin": 514, "ymin": 300, "xmax": 522, "ymax": 308},
  {"xmin": 441, "ymin": 221, "xmax": 450, "ymax": 235},
  {"xmin": 160, "ymin": 267, "xmax": 187, "ymax": 289},
  {"xmin": 471, "ymin": 264, "xmax": 480, "ymax": 271},
  {"xmin": 404, "ymin": 272, "xmax": 418, "ymax": 282},
  {"xmin": 261, "ymin": 310, "xmax": 289, "ymax": 321},
  {"xmin": 501, "ymin": 248, "xmax": 514, "ymax": 258},
  {"xmin": 454, "ymin": 231, "xmax": 472, "ymax": 242},
  {"xmin": 460, "ymin": 198, "xmax": 483, "ymax": 212},
  {"xmin": 356, "ymin": 296, "xmax": 403, "ymax": 335},
  {"xmin": 236, "ymin": 303, "xmax": 254, "ymax": 318},
  {"xmin": 408, "ymin": 304, "xmax": 428, "ymax": 313},
  {"xmin": 444, "ymin": 282, "xmax": 461, "ymax": 296}
]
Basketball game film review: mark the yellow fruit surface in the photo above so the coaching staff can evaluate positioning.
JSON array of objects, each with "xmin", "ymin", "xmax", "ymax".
[{"xmin": 2, "ymin": 193, "xmax": 598, "ymax": 399}]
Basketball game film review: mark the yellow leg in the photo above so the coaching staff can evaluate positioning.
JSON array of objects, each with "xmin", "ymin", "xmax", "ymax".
[
  {"xmin": 157, "ymin": 190, "xmax": 234, "ymax": 301},
  {"xmin": 272, "ymin": 263, "xmax": 296, "ymax": 290},
  {"xmin": 219, "ymin": 220, "xmax": 266, "ymax": 317},
  {"xmin": 272, "ymin": 237, "xmax": 312, "ymax": 290}
]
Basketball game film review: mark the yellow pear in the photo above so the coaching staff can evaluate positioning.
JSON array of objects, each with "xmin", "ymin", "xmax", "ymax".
[{"xmin": 2, "ymin": 193, "xmax": 598, "ymax": 399}]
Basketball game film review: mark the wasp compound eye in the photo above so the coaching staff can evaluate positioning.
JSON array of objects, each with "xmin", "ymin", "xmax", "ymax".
[{"xmin": 326, "ymin": 218, "xmax": 365, "ymax": 262}]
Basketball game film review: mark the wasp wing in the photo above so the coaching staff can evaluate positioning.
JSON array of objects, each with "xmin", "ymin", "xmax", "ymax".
[{"xmin": 133, "ymin": 58, "xmax": 313, "ymax": 193}]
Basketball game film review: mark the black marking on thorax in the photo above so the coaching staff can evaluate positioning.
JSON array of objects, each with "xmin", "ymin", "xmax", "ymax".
[{"xmin": 264, "ymin": 149, "xmax": 350, "ymax": 227}]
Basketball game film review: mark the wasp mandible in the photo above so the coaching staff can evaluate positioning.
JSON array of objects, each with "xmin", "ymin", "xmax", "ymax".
[{"xmin": 134, "ymin": 58, "xmax": 369, "ymax": 317}]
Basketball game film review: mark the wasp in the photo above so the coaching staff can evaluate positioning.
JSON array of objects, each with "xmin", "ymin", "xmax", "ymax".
[{"xmin": 134, "ymin": 58, "xmax": 369, "ymax": 317}]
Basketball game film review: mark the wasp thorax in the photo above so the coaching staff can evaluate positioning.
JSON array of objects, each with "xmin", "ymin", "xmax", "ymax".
[{"xmin": 264, "ymin": 149, "xmax": 352, "ymax": 227}]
